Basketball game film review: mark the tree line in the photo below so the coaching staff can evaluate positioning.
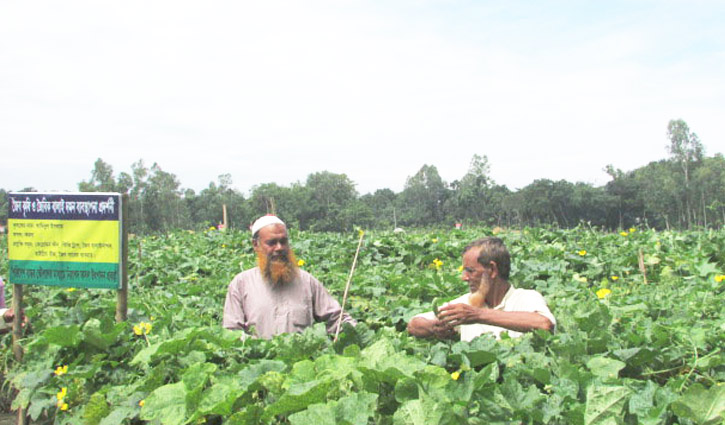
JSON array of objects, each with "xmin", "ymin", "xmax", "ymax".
[{"xmin": 1, "ymin": 119, "xmax": 722, "ymax": 233}]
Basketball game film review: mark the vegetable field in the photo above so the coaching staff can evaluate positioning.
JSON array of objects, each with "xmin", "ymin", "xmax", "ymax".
[{"xmin": 1, "ymin": 226, "xmax": 723, "ymax": 424}]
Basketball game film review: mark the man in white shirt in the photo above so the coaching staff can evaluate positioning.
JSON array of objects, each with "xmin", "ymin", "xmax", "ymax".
[{"xmin": 407, "ymin": 237, "xmax": 555, "ymax": 341}]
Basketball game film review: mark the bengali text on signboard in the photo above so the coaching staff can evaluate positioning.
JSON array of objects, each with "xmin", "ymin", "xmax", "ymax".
[{"xmin": 7, "ymin": 193, "xmax": 122, "ymax": 289}]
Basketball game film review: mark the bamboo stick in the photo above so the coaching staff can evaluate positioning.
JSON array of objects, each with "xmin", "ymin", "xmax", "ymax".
[{"xmin": 334, "ymin": 230, "xmax": 365, "ymax": 342}]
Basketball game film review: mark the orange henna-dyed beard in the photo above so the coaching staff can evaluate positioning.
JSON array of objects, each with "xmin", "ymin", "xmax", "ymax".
[{"xmin": 257, "ymin": 248, "xmax": 298, "ymax": 285}]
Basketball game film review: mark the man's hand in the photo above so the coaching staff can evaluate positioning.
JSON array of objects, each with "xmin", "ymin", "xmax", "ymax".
[
  {"xmin": 407, "ymin": 317, "xmax": 457, "ymax": 340},
  {"xmin": 2, "ymin": 309, "xmax": 29, "ymax": 328},
  {"xmin": 438, "ymin": 303, "xmax": 484, "ymax": 327},
  {"xmin": 430, "ymin": 319, "xmax": 458, "ymax": 340},
  {"xmin": 3, "ymin": 310, "xmax": 15, "ymax": 323}
]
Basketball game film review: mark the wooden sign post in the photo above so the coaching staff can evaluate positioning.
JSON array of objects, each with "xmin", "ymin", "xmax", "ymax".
[{"xmin": 6, "ymin": 192, "xmax": 129, "ymax": 422}]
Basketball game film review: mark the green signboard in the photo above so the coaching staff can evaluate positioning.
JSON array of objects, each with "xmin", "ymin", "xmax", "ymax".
[{"xmin": 7, "ymin": 192, "xmax": 122, "ymax": 289}]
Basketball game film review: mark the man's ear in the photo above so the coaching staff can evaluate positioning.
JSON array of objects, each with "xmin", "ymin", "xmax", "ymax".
[
  {"xmin": 252, "ymin": 238, "xmax": 259, "ymax": 250},
  {"xmin": 487, "ymin": 261, "xmax": 499, "ymax": 279}
]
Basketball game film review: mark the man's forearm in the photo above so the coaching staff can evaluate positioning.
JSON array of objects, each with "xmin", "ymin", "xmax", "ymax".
[
  {"xmin": 407, "ymin": 317, "xmax": 435, "ymax": 338},
  {"xmin": 408, "ymin": 317, "xmax": 457, "ymax": 340},
  {"xmin": 475, "ymin": 309, "xmax": 553, "ymax": 333}
]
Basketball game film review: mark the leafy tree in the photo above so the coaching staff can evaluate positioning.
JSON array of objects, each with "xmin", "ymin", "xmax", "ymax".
[
  {"xmin": 78, "ymin": 158, "xmax": 122, "ymax": 192},
  {"xmin": 398, "ymin": 165, "xmax": 449, "ymax": 227},
  {"xmin": 64, "ymin": 131, "xmax": 722, "ymax": 233},
  {"xmin": 445, "ymin": 154, "xmax": 498, "ymax": 224},
  {"xmin": 667, "ymin": 119, "xmax": 704, "ymax": 186},
  {"xmin": 567, "ymin": 182, "xmax": 613, "ymax": 228},
  {"xmin": 604, "ymin": 165, "xmax": 644, "ymax": 229},
  {"xmin": 667, "ymin": 119, "xmax": 704, "ymax": 227},
  {"xmin": 0, "ymin": 189, "xmax": 6, "ymax": 226},
  {"xmin": 691, "ymin": 154, "xmax": 725, "ymax": 227},
  {"xmin": 630, "ymin": 160, "xmax": 680, "ymax": 229},
  {"xmin": 248, "ymin": 183, "xmax": 306, "ymax": 229},
  {"xmin": 190, "ymin": 174, "xmax": 248, "ymax": 230},
  {"xmin": 301, "ymin": 171, "xmax": 359, "ymax": 232},
  {"xmin": 360, "ymin": 189, "xmax": 398, "ymax": 229},
  {"xmin": 127, "ymin": 160, "xmax": 150, "ymax": 233},
  {"xmin": 142, "ymin": 163, "xmax": 186, "ymax": 232}
]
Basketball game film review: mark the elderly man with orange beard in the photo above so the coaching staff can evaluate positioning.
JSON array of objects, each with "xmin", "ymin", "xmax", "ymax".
[{"xmin": 223, "ymin": 215, "xmax": 356, "ymax": 339}]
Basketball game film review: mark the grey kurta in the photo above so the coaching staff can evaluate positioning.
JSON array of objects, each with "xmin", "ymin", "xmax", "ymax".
[{"xmin": 223, "ymin": 267, "xmax": 356, "ymax": 339}]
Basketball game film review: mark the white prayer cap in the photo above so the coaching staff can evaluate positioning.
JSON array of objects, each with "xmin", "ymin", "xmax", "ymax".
[{"xmin": 251, "ymin": 215, "xmax": 286, "ymax": 236}]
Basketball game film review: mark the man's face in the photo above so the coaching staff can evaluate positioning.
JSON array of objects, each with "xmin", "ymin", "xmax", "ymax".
[
  {"xmin": 461, "ymin": 248, "xmax": 486, "ymax": 293},
  {"xmin": 254, "ymin": 224, "xmax": 289, "ymax": 259},
  {"xmin": 254, "ymin": 224, "xmax": 297, "ymax": 285}
]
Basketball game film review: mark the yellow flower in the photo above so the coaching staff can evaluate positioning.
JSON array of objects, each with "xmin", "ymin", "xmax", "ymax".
[
  {"xmin": 432, "ymin": 258, "xmax": 443, "ymax": 270},
  {"xmin": 596, "ymin": 288, "xmax": 612, "ymax": 299},
  {"xmin": 57, "ymin": 387, "xmax": 67, "ymax": 401},
  {"xmin": 611, "ymin": 276, "xmax": 619, "ymax": 281},
  {"xmin": 60, "ymin": 402, "xmax": 69, "ymax": 411},
  {"xmin": 222, "ymin": 244, "xmax": 226, "ymax": 248},
  {"xmin": 458, "ymin": 265, "xmax": 464, "ymax": 272},
  {"xmin": 54, "ymin": 365, "xmax": 68, "ymax": 376},
  {"xmin": 150, "ymin": 316, "xmax": 155, "ymax": 321},
  {"xmin": 139, "ymin": 400, "xmax": 145, "ymax": 407},
  {"xmin": 451, "ymin": 371, "xmax": 461, "ymax": 380},
  {"xmin": 578, "ymin": 250, "xmax": 587, "ymax": 256},
  {"xmin": 629, "ymin": 227, "xmax": 636, "ymax": 233},
  {"xmin": 620, "ymin": 231, "xmax": 628, "ymax": 237},
  {"xmin": 297, "ymin": 259, "xmax": 305, "ymax": 267},
  {"xmin": 715, "ymin": 275, "xmax": 725, "ymax": 283},
  {"xmin": 134, "ymin": 322, "xmax": 152, "ymax": 336},
  {"xmin": 208, "ymin": 226, "xmax": 216, "ymax": 231},
  {"xmin": 66, "ymin": 287, "xmax": 76, "ymax": 292},
  {"xmin": 358, "ymin": 229, "xmax": 365, "ymax": 237},
  {"xmin": 432, "ymin": 238, "xmax": 438, "ymax": 243},
  {"xmin": 574, "ymin": 274, "xmax": 588, "ymax": 283}
]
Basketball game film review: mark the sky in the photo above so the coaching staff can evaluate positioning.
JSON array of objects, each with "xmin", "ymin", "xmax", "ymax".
[{"xmin": 1, "ymin": 1, "xmax": 724, "ymax": 196}]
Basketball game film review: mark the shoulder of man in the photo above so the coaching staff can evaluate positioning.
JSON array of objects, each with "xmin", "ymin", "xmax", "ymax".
[
  {"xmin": 229, "ymin": 267, "xmax": 262, "ymax": 286},
  {"xmin": 296, "ymin": 268, "xmax": 323, "ymax": 286},
  {"xmin": 503, "ymin": 287, "xmax": 552, "ymax": 310},
  {"xmin": 508, "ymin": 287, "xmax": 545, "ymax": 298}
]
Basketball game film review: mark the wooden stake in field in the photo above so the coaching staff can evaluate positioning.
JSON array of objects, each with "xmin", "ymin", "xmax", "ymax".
[
  {"xmin": 638, "ymin": 249, "xmax": 648, "ymax": 284},
  {"xmin": 333, "ymin": 230, "xmax": 365, "ymax": 342},
  {"xmin": 222, "ymin": 204, "xmax": 228, "ymax": 230}
]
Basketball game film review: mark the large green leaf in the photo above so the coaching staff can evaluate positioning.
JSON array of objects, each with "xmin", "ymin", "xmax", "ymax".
[
  {"xmin": 263, "ymin": 378, "xmax": 334, "ymax": 420},
  {"xmin": 358, "ymin": 339, "xmax": 427, "ymax": 384},
  {"xmin": 187, "ymin": 376, "xmax": 244, "ymax": 422},
  {"xmin": 288, "ymin": 403, "xmax": 337, "ymax": 425},
  {"xmin": 584, "ymin": 384, "xmax": 631, "ymax": 425},
  {"xmin": 586, "ymin": 356, "xmax": 626, "ymax": 380},
  {"xmin": 82, "ymin": 318, "xmax": 125, "ymax": 351},
  {"xmin": 287, "ymin": 392, "xmax": 378, "ymax": 425},
  {"xmin": 671, "ymin": 384, "xmax": 725, "ymax": 425},
  {"xmin": 226, "ymin": 406, "xmax": 264, "ymax": 425},
  {"xmin": 82, "ymin": 392, "xmax": 111, "ymax": 425},
  {"xmin": 98, "ymin": 407, "xmax": 137, "ymax": 425},
  {"xmin": 139, "ymin": 382, "xmax": 187, "ymax": 425},
  {"xmin": 238, "ymin": 359, "xmax": 287, "ymax": 388},
  {"xmin": 181, "ymin": 362, "xmax": 217, "ymax": 391},
  {"xmin": 334, "ymin": 392, "xmax": 378, "ymax": 425},
  {"xmin": 395, "ymin": 377, "xmax": 419, "ymax": 403},
  {"xmin": 393, "ymin": 399, "xmax": 444, "ymax": 425},
  {"xmin": 44, "ymin": 324, "xmax": 82, "ymax": 347}
]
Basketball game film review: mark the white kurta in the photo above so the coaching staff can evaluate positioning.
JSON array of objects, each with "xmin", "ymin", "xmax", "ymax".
[{"xmin": 223, "ymin": 267, "xmax": 355, "ymax": 339}]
